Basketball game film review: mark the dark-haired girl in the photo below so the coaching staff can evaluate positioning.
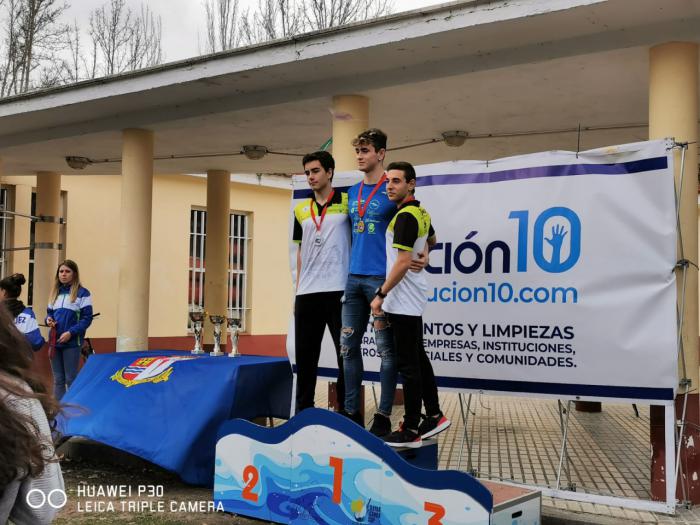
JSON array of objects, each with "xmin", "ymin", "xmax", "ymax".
[{"xmin": 0, "ymin": 273, "xmax": 45, "ymax": 352}]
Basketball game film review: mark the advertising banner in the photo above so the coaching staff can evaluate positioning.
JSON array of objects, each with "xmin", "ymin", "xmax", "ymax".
[{"xmin": 287, "ymin": 140, "xmax": 677, "ymax": 403}]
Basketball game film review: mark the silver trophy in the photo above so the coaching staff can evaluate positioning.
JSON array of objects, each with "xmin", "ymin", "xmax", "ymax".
[
  {"xmin": 209, "ymin": 315, "xmax": 226, "ymax": 356},
  {"xmin": 227, "ymin": 314, "xmax": 241, "ymax": 358},
  {"xmin": 189, "ymin": 307, "xmax": 205, "ymax": 354}
]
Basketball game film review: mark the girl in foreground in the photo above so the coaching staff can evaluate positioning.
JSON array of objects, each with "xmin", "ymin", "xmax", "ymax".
[{"xmin": 0, "ymin": 304, "xmax": 64, "ymax": 524}]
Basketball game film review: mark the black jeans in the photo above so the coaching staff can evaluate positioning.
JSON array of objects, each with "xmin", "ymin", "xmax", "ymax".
[
  {"xmin": 294, "ymin": 291, "xmax": 344, "ymax": 412},
  {"xmin": 386, "ymin": 313, "xmax": 440, "ymax": 430}
]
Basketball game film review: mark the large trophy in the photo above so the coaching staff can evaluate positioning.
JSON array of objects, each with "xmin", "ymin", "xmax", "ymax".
[
  {"xmin": 189, "ymin": 307, "xmax": 205, "ymax": 354},
  {"xmin": 227, "ymin": 313, "xmax": 241, "ymax": 358},
  {"xmin": 209, "ymin": 315, "xmax": 226, "ymax": 356}
]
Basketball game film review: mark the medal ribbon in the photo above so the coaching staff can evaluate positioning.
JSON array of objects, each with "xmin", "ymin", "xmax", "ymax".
[
  {"xmin": 310, "ymin": 190, "xmax": 335, "ymax": 232},
  {"xmin": 357, "ymin": 174, "xmax": 387, "ymax": 219}
]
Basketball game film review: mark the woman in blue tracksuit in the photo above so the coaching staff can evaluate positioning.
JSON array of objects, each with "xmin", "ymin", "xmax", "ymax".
[
  {"xmin": 46, "ymin": 259, "xmax": 93, "ymax": 400},
  {"xmin": 0, "ymin": 273, "xmax": 45, "ymax": 352}
]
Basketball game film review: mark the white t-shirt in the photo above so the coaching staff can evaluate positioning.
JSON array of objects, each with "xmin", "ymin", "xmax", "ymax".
[
  {"xmin": 293, "ymin": 191, "xmax": 350, "ymax": 295},
  {"xmin": 383, "ymin": 201, "xmax": 434, "ymax": 316}
]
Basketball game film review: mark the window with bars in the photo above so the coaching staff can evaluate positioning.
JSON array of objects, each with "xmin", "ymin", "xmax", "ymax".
[{"xmin": 188, "ymin": 209, "xmax": 249, "ymax": 331}]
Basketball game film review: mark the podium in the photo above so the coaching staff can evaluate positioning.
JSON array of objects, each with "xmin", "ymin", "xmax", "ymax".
[{"xmin": 214, "ymin": 408, "xmax": 541, "ymax": 524}]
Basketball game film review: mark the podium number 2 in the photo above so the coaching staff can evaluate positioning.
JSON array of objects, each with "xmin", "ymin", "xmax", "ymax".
[
  {"xmin": 329, "ymin": 456, "xmax": 343, "ymax": 504},
  {"xmin": 425, "ymin": 501, "xmax": 445, "ymax": 525},
  {"xmin": 242, "ymin": 465, "xmax": 259, "ymax": 502}
]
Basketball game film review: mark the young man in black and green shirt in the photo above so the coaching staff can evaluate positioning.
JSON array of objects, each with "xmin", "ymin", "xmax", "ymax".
[{"xmin": 370, "ymin": 161, "xmax": 450, "ymax": 447}]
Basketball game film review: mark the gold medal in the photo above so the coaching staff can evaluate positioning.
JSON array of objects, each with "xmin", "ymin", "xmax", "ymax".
[{"xmin": 356, "ymin": 174, "xmax": 386, "ymax": 235}]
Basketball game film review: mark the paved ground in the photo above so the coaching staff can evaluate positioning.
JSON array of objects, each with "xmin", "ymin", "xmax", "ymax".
[
  {"xmin": 56, "ymin": 382, "xmax": 700, "ymax": 524},
  {"xmin": 344, "ymin": 386, "xmax": 700, "ymax": 524}
]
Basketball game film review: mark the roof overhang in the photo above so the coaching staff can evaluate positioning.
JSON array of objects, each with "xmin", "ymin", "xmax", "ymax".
[{"xmin": 0, "ymin": 0, "xmax": 698, "ymax": 175}]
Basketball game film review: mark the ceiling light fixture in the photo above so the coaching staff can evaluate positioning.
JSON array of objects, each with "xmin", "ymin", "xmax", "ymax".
[
  {"xmin": 242, "ymin": 145, "xmax": 268, "ymax": 160},
  {"xmin": 65, "ymin": 156, "xmax": 93, "ymax": 170},
  {"xmin": 441, "ymin": 131, "xmax": 468, "ymax": 147}
]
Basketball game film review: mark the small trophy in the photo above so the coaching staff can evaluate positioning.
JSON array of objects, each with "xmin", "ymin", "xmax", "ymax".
[
  {"xmin": 189, "ymin": 307, "xmax": 205, "ymax": 355},
  {"xmin": 209, "ymin": 315, "xmax": 226, "ymax": 356},
  {"xmin": 227, "ymin": 314, "xmax": 241, "ymax": 358}
]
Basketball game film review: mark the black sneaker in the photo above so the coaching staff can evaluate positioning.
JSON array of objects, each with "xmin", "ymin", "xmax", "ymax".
[
  {"xmin": 383, "ymin": 423, "xmax": 422, "ymax": 448},
  {"xmin": 340, "ymin": 409, "xmax": 365, "ymax": 427},
  {"xmin": 368, "ymin": 413, "xmax": 392, "ymax": 438},
  {"xmin": 417, "ymin": 412, "xmax": 451, "ymax": 439}
]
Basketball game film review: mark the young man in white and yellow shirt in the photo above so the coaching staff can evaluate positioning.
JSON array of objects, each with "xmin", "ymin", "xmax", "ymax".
[
  {"xmin": 370, "ymin": 161, "xmax": 450, "ymax": 447},
  {"xmin": 292, "ymin": 151, "xmax": 350, "ymax": 413}
]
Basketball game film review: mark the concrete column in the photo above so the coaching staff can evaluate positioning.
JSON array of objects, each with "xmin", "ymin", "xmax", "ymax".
[
  {"xmin": 34, "ymin": 172, "xmax": 61, "ymax": 323},
  {"xmin": 11, "ymin": 184, "xmax": 33, "ymax": 304},
  {"xmin": 332, "ymin": 95, "xmax": 369, "ymax": 171},
  {"xmin": 203, "ymin": 170, "xmax": 230, "ymax": 348},
  {"xmin": 648, "ymin": 42, "xmax": 699, "ymax": 503},
  {"xmin": 33, "ymin": 172, "xmax": 61, "ymax": 389},
  {"xmin": 116, "ymin": 129, "xmax": 154, "ymax": 352}
]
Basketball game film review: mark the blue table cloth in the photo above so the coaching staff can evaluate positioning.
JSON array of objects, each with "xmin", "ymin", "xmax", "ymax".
[{"xmin": 57, "ymin": 350, "xmax": 292, "ymax": 485}]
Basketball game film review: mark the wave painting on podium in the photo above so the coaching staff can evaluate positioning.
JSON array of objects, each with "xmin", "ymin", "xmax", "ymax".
[{"xmin": 214, "ymin": 408, "xmax": 492, "ymax": 524}]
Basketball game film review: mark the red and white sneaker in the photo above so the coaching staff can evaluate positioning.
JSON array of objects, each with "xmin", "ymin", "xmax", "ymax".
[
  {"xmin": 383, "ymin": 423, "xmax": 422, "ymax": 448},
  {"xmin": 417, "ymin": 412, "xmax": 451, "ymax": 439}
]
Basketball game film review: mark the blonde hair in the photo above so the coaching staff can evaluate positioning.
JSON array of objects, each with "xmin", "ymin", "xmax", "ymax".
[{"xmin": 49, "ymin": 259, "xmax": 82, "ymax": 304}]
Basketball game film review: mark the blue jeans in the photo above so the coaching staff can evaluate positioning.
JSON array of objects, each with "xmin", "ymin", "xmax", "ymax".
[
  {"xmin": 341, "ymin": 274, "xmax": 397, "ymax": 417},
  {"xmin": 51, "ymin": 346, "xmax": 81, "ymax": 400}
]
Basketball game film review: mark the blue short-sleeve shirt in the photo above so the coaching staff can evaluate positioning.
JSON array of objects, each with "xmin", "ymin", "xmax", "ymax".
[{"xmin": 347, "ymin": 178, "xmax": 396, "ymax": 276}]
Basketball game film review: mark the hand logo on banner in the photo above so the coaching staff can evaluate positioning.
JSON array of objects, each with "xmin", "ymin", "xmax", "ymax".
[{"xmin": 545, "ymin": 224, "xmax": 569, "ymax": 266}]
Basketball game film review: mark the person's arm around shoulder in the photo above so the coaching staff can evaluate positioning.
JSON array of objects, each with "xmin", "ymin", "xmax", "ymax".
[
  {"xmin": 427, "ymin": 222, "xmax": 437, "ymax": 248},
  {"xmin": 409, "ymin": 218, "xmax": 436, "ymax": 273}
]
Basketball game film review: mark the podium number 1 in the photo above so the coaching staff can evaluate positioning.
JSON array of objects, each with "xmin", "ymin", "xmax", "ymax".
[
  {"xmin": 425, "ymin": 501, "xmax": 445, "ymax": 525},
  {"xmin": 329, "ymin": 456, "xmax": 343, "ymax": 503},
  {"xmin": 242, "ymin": 465, "xmax": 259, "ymax": 502}
]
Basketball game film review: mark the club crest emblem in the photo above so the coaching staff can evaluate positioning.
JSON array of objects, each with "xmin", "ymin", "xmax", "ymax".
[{"xmin": 111, "ymin": 356, "xmax": 197, "ymax": 387}]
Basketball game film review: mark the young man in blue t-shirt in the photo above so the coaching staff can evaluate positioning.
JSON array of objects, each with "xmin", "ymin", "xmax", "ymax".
[{"xmin": 341, "ymin": 129, "xmax": 427, "ymax": 437}]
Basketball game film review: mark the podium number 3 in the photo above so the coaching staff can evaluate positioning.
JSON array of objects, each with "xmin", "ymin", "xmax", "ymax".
[
  {"xmin": 242, "ymin": 465, "xmax": 259, "ymax": 502},
  {"xmin": 425, "ymin": 501, "xmax": 445, "ymax": 525}
]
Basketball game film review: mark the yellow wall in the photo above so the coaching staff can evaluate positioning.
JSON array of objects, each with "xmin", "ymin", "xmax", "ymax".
[{"xmin": 0, "ymin": 174, "xmax": 294, "ymax": 339}]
